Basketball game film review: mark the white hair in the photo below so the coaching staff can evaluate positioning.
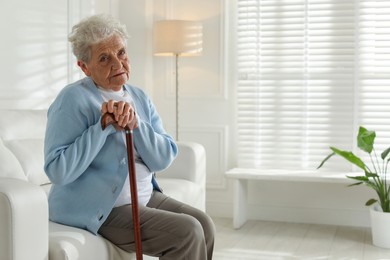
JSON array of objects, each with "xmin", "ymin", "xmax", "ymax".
[{"xmin": 68, "ymin": 14, "xmax": 129, "ymax": 62}]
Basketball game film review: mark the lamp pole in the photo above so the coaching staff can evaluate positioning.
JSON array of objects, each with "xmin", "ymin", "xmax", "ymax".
[
  {"xmin": 175, "ymin": 53, "xmax": 179, "ymax": 141},
  {"xmin": 153, "ymin": 20, "xmax": 203, "ymax": 141}
]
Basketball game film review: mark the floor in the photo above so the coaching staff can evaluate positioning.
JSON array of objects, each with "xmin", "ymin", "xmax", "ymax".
[{"xmin": 212, "ymin": 217, "xmax": 390, "ymax": 260}]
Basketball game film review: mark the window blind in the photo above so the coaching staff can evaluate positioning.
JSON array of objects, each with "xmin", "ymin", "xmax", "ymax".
[{"xmin": 236, "ymin": 0, "xmax": 390, "ymax": 171}]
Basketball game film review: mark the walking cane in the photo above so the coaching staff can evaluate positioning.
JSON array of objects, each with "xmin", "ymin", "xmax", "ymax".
[{"xmin": 102, "ymin": 112, "xmax": 143, "ymax": 260}]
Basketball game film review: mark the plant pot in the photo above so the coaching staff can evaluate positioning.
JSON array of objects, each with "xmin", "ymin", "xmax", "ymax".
[{"xmin": 370, "ymin": 204, "xmax": 390, "ymax": 248}]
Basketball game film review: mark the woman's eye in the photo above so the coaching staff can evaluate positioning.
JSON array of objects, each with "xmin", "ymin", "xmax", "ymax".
[{"xmin": 99, "ymin": 56, "xmax": 108, "ymax": 62}]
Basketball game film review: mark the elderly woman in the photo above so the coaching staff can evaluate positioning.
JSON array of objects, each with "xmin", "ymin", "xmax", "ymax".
[{"xmin": 44, "ymin": 14, "xmax": 215, "ymax": 259}]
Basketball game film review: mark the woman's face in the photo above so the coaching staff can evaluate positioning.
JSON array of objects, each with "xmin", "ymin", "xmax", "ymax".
[{"xmin": 78, "ymin": 34, "xmax": 130, "ymax": 91}]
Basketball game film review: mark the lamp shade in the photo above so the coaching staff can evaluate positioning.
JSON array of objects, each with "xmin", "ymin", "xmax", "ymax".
[{"xmin": 153, "ymin": 20, "xmax": 203, "ymax": 56}]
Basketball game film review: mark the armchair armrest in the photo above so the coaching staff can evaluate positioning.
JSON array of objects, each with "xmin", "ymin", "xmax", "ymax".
[
  {"xmin": 0, "ymin": 178, "xmax": 48, "ymax": 260},
  {"xmin": 157, "ymin": 141, "xmax": 206, "ymax": 186},
  {"xmin": 156, "ymin": 141, "xmax": 206, "ymax": 211}
]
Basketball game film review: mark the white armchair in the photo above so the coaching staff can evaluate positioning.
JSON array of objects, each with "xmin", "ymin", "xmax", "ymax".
[{"xmin": 0, "ymin": 109, "xmax": 206, "ymax": 260}]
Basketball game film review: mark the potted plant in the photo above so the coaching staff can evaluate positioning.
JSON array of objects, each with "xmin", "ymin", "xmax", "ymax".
[{"xmin": 317, "ymin": 126, "xmax": 390, "ymax": 248}]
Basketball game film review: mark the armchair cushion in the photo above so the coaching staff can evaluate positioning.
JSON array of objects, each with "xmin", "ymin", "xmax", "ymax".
[
  {"xmin": 0, "ymin": 138, "xmax": 25, "ymax": 181},
  {"xmin": 4, "ymin": 138, "xmax": 50, "ymax": 185}
]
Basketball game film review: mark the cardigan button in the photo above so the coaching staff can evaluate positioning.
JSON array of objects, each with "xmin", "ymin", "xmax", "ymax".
[
  {"xmin": 120, "ymin": 157, "xmax": 126, "ymax": 165},
  {"xmin": 112, "ymin": 185, "xmax": 118, "ymax": 194}
]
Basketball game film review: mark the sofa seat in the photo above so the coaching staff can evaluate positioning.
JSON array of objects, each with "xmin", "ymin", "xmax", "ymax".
[
  {"xmin": 0, "ymin": 109, "xmax": 206, "ymax": 260},
  {"xmin": 49, "ymin": 221, "xmax": 129, "ymax": 259}
]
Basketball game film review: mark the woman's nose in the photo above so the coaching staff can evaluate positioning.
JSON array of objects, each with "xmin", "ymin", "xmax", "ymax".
[{"xmin": 111, "ymin": 56, "xmax": 123, "ymax": 70}]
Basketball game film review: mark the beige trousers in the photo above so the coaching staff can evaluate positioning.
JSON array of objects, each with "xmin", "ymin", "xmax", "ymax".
[{"xmin": 98, "ymin": 191, "xmax": 215, "ymax": 260}]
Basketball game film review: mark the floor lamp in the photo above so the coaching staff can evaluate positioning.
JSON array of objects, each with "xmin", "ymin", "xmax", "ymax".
[{"xmin": 153, "ymin": 20, "xmax": 203, "ymax": 140}]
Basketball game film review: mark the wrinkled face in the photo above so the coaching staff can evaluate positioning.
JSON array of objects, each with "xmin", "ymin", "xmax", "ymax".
[{"xmin": 78, "ymin": 34, "xmax": 130, "ymax": 91}]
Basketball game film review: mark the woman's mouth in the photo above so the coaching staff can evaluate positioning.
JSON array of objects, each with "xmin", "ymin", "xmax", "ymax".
[{"xmin": 112, "ymin": 72, "xmax": 126, "ymax": 78}]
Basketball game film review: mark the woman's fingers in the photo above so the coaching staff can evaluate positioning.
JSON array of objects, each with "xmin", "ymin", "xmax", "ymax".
[
  {"xmin": 107, "ymin": 100, "xmax": 117, "ymax": 113},
  {"xmin": 101, "ymin": 100, "xmax": 137, "ymax": 129}
]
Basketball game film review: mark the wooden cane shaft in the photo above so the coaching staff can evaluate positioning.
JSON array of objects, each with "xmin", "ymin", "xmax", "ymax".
[{"xmin": 125, "ymin": 130, "xmax": 143, "ymax": 260}]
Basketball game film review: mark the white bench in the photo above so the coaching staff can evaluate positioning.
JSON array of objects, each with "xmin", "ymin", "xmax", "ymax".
[{"xmin": 225, "ymin": 168, "xmax": 355, "ymax": 229}]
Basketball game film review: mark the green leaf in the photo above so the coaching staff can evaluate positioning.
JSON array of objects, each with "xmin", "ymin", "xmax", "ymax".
[
  {"xmin": 347, "ymin": 182, "xmax": 363, "ymax": 187},
  {"xmin": 365, "ymin": 172, "xmax": 379, "ymax": 178},
  {"xmin": 330, "ymin": 147, "xmax": 366, "ymax": 171},
  {"xmin": 317, "ymin": 152, "xmax": 335, "ymax": 169},
  {"xmin": 357, "ymin": 126, "xmax": 375, "ymax": 154},
  {"xmin": 366, "ymin": 198, "xmax": 378, "ymax": 206},
  {"xmin": 381, "ymin": 147, "xmax": 390, "ymax": 160},
  {"xmin": 347, "ymin": 175, "xmax": 369, "ymax": 182}
]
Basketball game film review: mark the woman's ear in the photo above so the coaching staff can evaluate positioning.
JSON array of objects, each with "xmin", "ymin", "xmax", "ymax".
[{"xmin": 77, "ymin": 60, "xmax": 91, "ymax": 76}]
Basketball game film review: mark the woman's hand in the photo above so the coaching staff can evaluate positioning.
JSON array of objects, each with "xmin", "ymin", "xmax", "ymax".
[{"xmin": 101, "ymin": 100, "xmax": 138, "ymax": 130}]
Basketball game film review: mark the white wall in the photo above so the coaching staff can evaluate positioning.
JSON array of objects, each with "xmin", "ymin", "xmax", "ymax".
[{"xmin": 0, "ymin": 0, "xmax": 374, "ymax": 227}]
